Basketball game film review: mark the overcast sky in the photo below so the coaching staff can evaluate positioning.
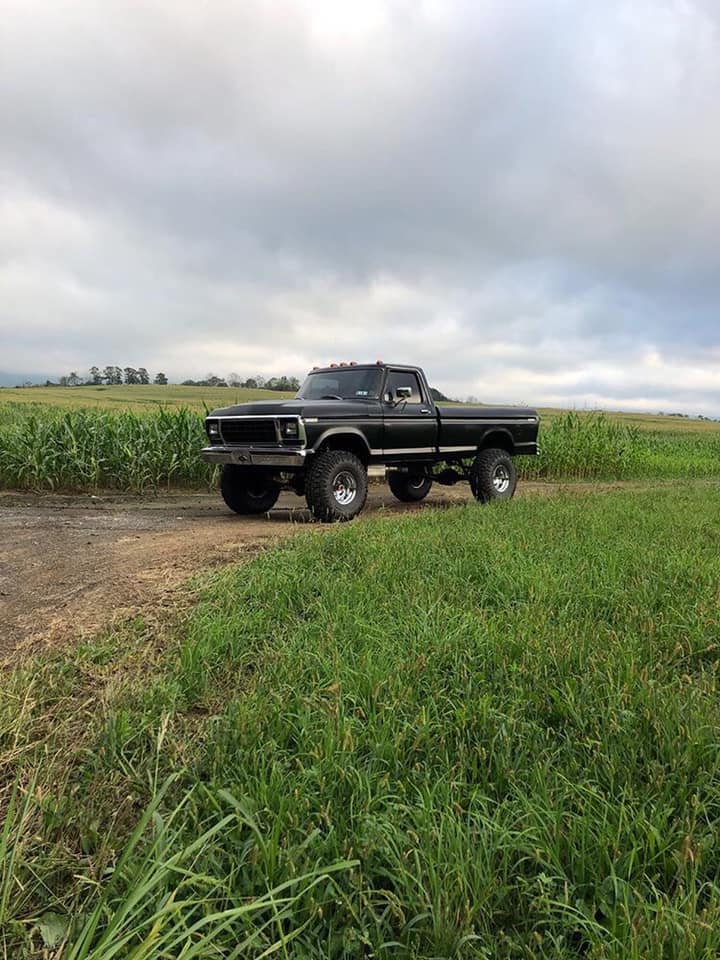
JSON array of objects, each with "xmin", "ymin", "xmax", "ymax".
[{"xmin": 1, "ymin": 0, "xmax": 719, "ymax": 413}]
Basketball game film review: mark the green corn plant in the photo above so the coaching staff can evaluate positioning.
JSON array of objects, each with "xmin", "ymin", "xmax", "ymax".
[{"xmin": 0, "ymin": 404, "xmax": 719, "ymax": 491}]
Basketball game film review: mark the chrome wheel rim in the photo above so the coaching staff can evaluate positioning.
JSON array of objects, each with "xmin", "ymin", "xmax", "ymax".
[
  {"xmin": 333, "ymin": 471, "xmax": 357, "ymax": 505},
  {"xmin": 408, "ymin": 477, "xmax": 426, "ymax": 489},
  {"xmin": 492, "ymin": 464, "xmax": 510, "ymax": 493}
]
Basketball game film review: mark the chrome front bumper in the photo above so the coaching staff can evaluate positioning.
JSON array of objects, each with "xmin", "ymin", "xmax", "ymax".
[{"xmin": 201, "ymin": 445, "xmax": 308, "ymax": 468}]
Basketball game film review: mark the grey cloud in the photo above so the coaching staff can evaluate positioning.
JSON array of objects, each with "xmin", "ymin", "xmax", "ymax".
[{"xmin": 1, "ymin": 0, "xmax": 719, "ymax": 413}]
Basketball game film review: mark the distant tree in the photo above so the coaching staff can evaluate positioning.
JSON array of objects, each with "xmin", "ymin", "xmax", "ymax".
[
  {"xmin": 88, "ymin": 366, "xmax": 102, "ymax": 385},
  {"xmin": 102, "ymin": 365, "xmax": 122, "ymax": 384},
  {"xmin": 137, "ymin": 367, "xmax": 150, "ymax": 385},
  {"xmin": 154, "ymin": 372, "xmax": 168, "ymax": 385},
  {"xmin": 227, "ymin": 372, "xmax": 241, "ymax": 387},
  {"xmin": 59, "ymin": 376, "xmax": 69, "ymax": 386},
  {"xmin": 242, "ymin": 377, "xmax": 258, "ymax": 389},
  {"xmin": 68, "ymin": 371, "xmax": 81, "ymax": 386},
  {"xmin": 255, "ymin": 375, "xmax": 266, "ymax": 388},
  {"xmin": 181, "ymin": 379, "xmax": 197, "ymax": 386},
  {"xmin": 123, "ymin": 367, "xmax": 139, "ymax": 385}
]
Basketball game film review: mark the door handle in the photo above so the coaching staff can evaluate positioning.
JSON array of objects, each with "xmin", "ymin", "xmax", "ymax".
[{"xmin": 420, "ymin": 408, "xmax": 431, "ymax": 415}]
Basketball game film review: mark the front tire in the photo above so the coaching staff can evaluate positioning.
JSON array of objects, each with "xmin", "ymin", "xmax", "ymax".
[
  {"xmin": 221, "ymin": 465, "xmax": 281, "ymax": 515},
  {"xmin": 470, "ymin": 449, "xmax": 517, "ymax": 503},
  {"xmin": 305, "ymin": 450, "xmax": 368, "ymax": 522},
  {"xmin": 387, "ymin": 472, "xmax": 433, "ymax": 502}
]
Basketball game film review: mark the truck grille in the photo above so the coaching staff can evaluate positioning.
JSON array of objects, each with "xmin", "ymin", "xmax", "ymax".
[{"xmin": 220, "ymin": 419, "xmax": 277, "ymax": 445}]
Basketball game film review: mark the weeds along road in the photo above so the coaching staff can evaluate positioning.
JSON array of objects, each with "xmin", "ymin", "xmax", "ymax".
[{"xmin": 0, "ymin": 480, "xmax": 682, "ymax": 658}]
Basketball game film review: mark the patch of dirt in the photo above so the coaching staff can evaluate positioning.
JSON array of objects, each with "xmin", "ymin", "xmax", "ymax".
[{"xmin": 0, "ymin": 480, "xmax": 658, "ymax": 659}]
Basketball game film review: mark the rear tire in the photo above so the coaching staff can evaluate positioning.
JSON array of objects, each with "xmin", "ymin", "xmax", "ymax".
[
  {"xmin": 387, "ymin": 472, "xmax": 433, "ymax": 502},
  {"xmin": 221, "ymin": 465, "xmax": 281, "ymax": 515},
  {"xmin": 470, "ymin": 449, "xmax": 517, "ymax": 503},
  {"xmin": 305, "ymin": 450, "xmax": 368, "ymax": 522}
]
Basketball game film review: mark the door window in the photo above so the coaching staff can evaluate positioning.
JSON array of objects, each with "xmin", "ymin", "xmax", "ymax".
[{"xmin": 385, "ymin": 370, "xmax": 423, "ymax": 404}]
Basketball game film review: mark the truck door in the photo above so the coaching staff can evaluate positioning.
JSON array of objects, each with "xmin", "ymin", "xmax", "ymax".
[{"xmin": 382, "ymin": 369, "xmax": 437, "ymax": 460}]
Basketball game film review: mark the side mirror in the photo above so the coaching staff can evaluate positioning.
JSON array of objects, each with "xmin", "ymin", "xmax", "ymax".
[{"xmin": 395, "ymin": 386, "xmax": 412, "ymax": 400}]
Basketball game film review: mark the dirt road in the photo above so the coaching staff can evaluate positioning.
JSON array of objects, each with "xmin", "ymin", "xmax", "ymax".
[
  {"xmin": 0, "ymin": 480, "xmax": 656, "ymax": 658},
  {"xmin": 1, "ymin": 485, "xmax": 485, "ymax": 658}
]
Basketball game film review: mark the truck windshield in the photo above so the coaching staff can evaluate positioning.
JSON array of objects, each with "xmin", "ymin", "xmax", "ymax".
[{"xmin": 296, "ymin": 368, "xmax": 383, "ymax": 400}]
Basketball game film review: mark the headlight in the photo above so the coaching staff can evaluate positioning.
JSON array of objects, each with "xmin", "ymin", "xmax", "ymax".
[
  {"xmin": 206, "ymin": 420, "xmax": 220, "ymax": 438},
  {"xmin": 281, "ymin": 420, "xmax": 299, "ymax": 438}
]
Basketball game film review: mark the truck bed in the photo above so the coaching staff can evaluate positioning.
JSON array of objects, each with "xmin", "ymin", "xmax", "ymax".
[{"xmin": 436, "ymin": 405, "xmax": 539, "ymax": 456}]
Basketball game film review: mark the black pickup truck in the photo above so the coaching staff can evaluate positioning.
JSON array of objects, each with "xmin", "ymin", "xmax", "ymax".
[{"xmin": 202, "ymin": 362, "xmax": 539, "ymax": 521}]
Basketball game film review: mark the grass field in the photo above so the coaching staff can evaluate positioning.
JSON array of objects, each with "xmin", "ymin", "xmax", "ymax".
[
  {"xmin": 1, "ymin": 384, "xmax": 717, "ymax": 433},
  {"xmin": 0, "ymin": 384, "xmax": 294, "ymax": 412},
  {"xmin": 2, "ymin": 486, "xmax": 719, "ymax": 957}
]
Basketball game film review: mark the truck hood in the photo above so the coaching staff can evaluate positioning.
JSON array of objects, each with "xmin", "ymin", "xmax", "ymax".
[{"xmin": 207, "ymin": 399, "xmax": 373, "ymax": 419}]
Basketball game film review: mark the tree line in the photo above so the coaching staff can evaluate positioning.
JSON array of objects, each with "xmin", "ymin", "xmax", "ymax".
[
  {"xmin": 47, "ymin": 367, "xmax": 168, "ymax": 386},
  {"xmin": 181, "ymin": 374, "xmax": 301, "ymax": 391},
  {"xmin": 44, "ymin": 368, "xmax": 301, "ymax": 391}
]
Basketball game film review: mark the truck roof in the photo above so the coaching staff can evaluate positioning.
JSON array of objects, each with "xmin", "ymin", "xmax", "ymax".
[{"xmin": 308, "ymin": 362, "xmax": 419, "ymax": 374}]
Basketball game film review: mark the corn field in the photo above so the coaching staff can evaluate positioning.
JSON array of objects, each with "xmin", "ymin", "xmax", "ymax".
[
  {"xmin": 0, "ymin": 405, "xmax": 215, "ymax": 491},
  {"xmin": 518, "ymin": 411, "xmax": 720, "ymax": 481},
  {"xmin": 0, "ymin": 405, "xmax": 718, "ymax": 492}
]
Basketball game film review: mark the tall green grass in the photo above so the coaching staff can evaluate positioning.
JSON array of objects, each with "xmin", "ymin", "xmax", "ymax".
[
  {"xmin": 2, "ymin": 487, "xmax": 720, "ymax": 956},
  {"xmin": 0, "ymin": 405, "xmax": 718, "ymax": 491},
  {"xmin": 1, "ymin": 773, "xmax": 353, "ymax": 958},
  {"xmin": 518, "ymin": 411, "xmax": 720, "ymax": 480},
  {"xmin": 0, "ymin": 405, "xmax": 214, "ymax": 491}
]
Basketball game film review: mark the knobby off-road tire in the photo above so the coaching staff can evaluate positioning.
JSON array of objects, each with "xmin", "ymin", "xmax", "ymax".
[
  {"xmin": 470, "ymin": 448, "xmax": 517, "ymax": 503},
  {"xmin": 387, "ymin": 472, "xmax": 433, "ymax": 502},
  {"xmin": 221, "ymin": 464, "xmax": 281, "ymax": 515},
  {"xmin": 305, "ymin": 450, "xmax": 368, "ymax": 522}
]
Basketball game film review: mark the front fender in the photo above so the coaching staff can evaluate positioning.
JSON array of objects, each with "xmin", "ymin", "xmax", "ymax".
[{"xmin": 309, "ymin": 426, "xmax": 372, "ymax": 455}]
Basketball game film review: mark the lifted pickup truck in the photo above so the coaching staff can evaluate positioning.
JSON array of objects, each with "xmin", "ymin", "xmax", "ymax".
[{"xmin": 202, "ymin": 362, "xmax": 539, "ymax": 521}]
